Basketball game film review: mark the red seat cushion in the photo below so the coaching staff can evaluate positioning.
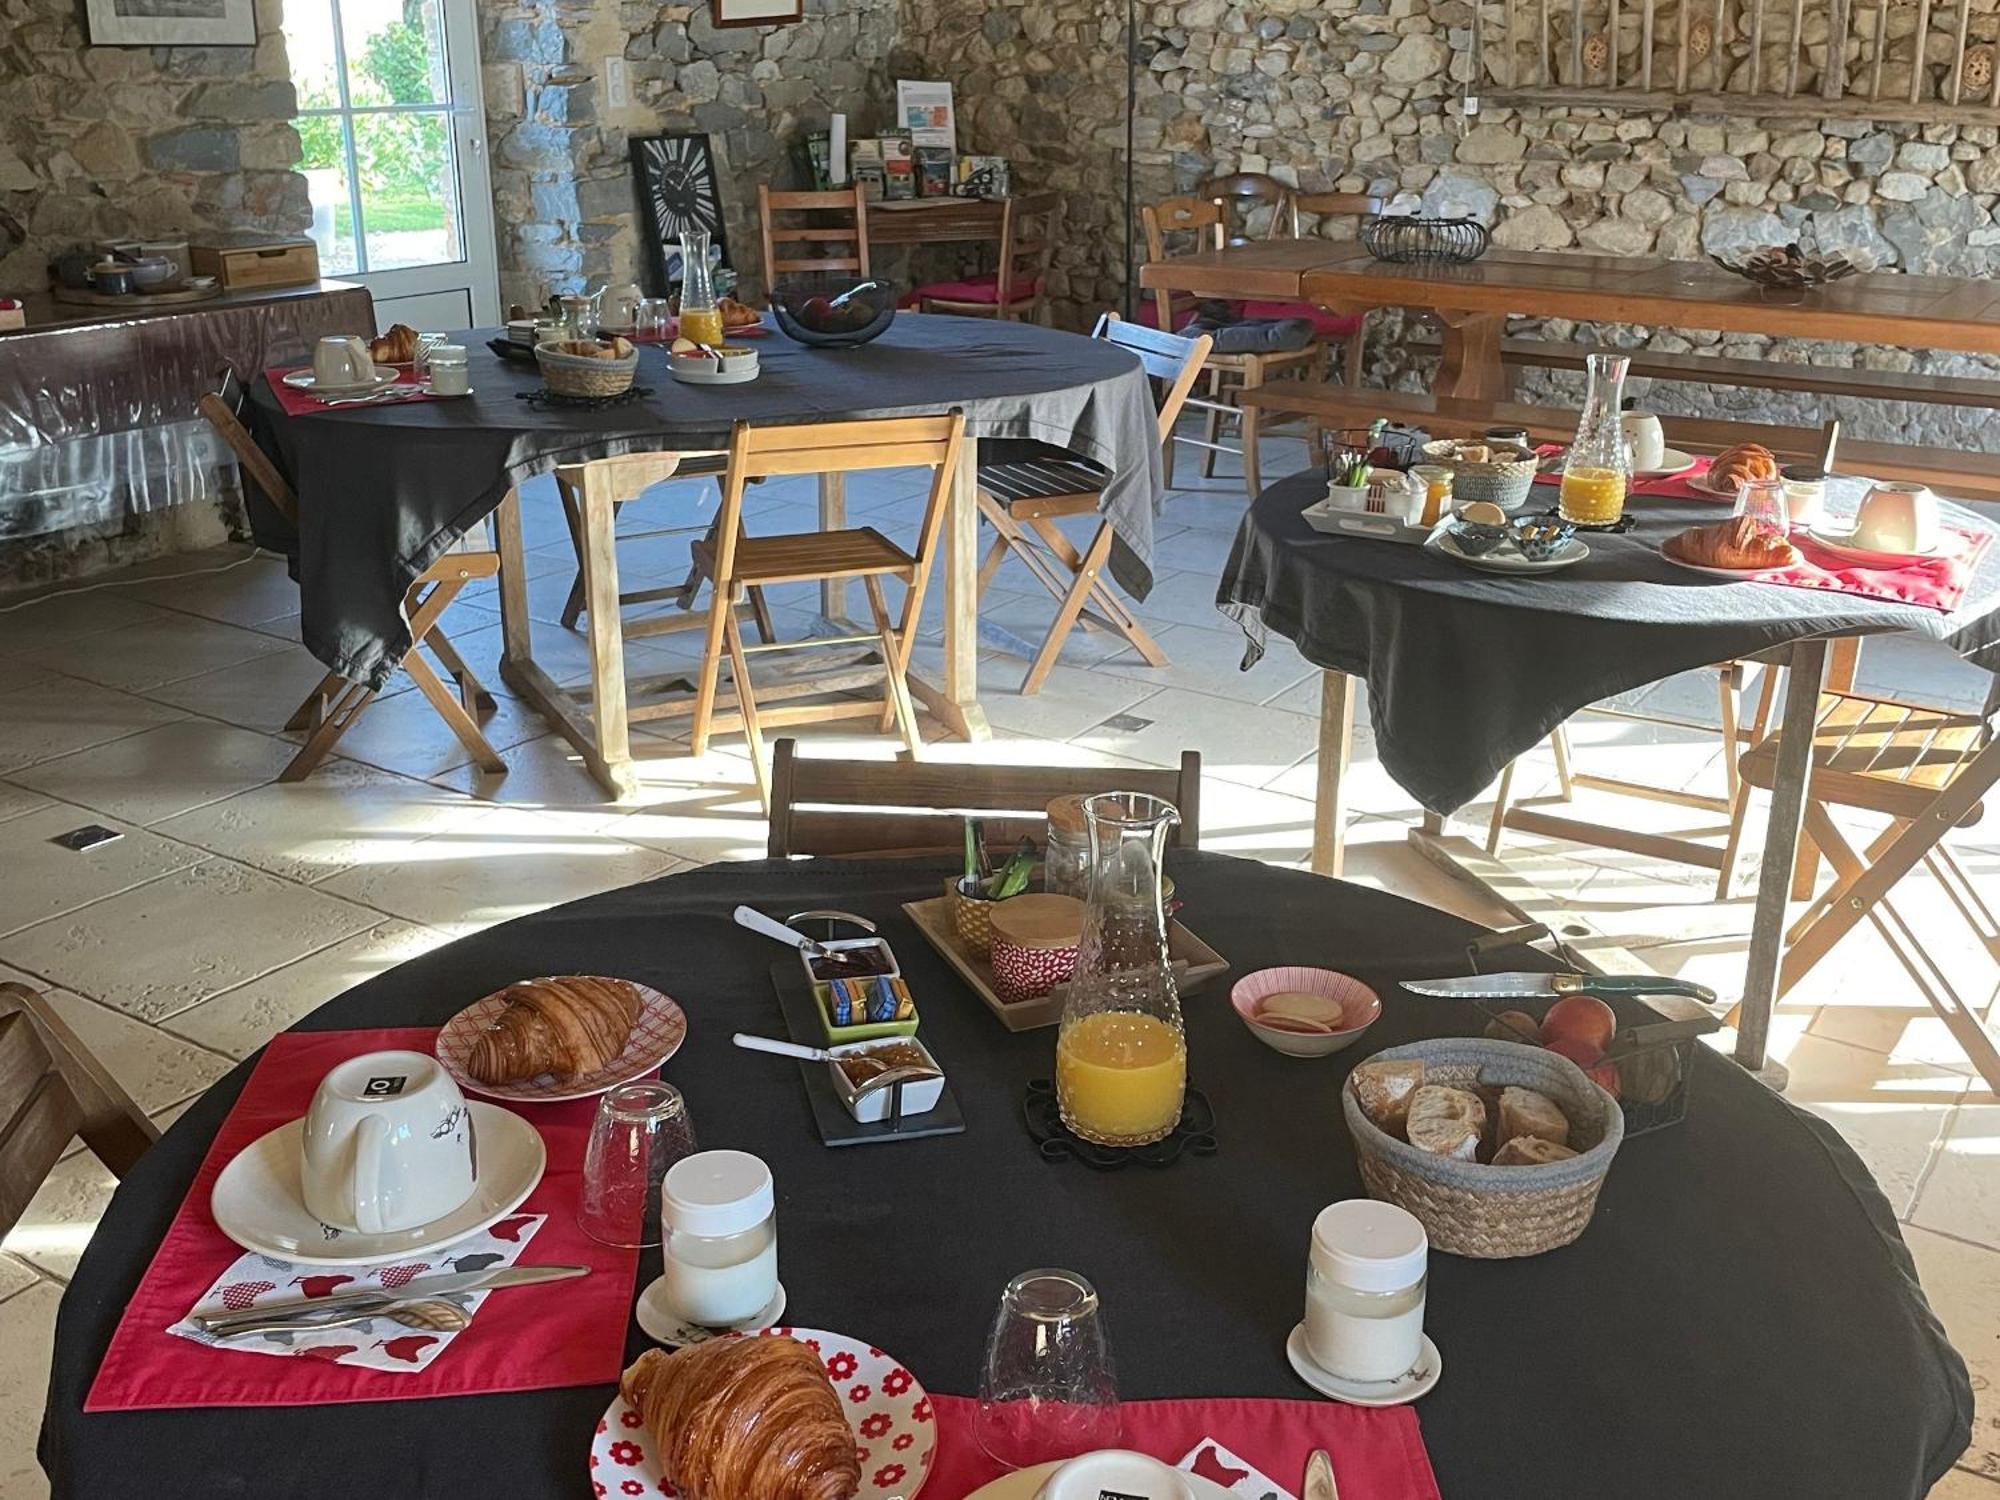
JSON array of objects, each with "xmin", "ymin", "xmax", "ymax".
[
  {"xmin": 910, "ymin": 272, "xmax": 1042, "ymax": 306},
  {"xmin": 1239, "ymin": 299, "xmax": 1364, "ymax": 341}
]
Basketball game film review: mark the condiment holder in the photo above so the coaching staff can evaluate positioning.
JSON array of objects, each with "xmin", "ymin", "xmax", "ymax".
[
  {"xmin": 732, "ymin": 1032, "xmax": 945, "ymax": 1124},
  {"xmin": 669, "ymin": 344, "xmax": 759, "ymax": 385}
]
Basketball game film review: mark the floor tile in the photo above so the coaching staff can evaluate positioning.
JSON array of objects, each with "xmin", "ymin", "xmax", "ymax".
[
  {"xmin": 0, "ymin": 1255, "xmax": 36, "ymax": 1303},
  {"xmin": 0, "ymin": 781, "xmax": 53, "ymax": 825},
  {"xmin": 319, "ymin": 679, "xmax": 556, "ymax": 782},
  {"xmin": 19, "ymin": 977, "xmax": 235, "ymax": 1114},
  {"xmin": 152, "ymin": 758, "xmax": 476, "ymax": 885},
  {"xmin": 1074, "ymin": 687, "xmax": 1320, "ymax": 790},
  {"xmin": 315, "ymin": 808, "xmax": 689, "ymax": 936},
  {"xmin": 0, "ymin": 590, "xmax": 177, "ymax": 653},
  {"xmin": 1906, "ymin": 1227, "xmax": 2000, "ymax": 1482},
  {"xmin": 1779, "ymin": 1034, "xmax": 1968, "ymax": 1219},
  {"xmin": 0, "ymin": 1282, "xmax": 59, "ymax": 1499},
  {"xmin": 973, "ymin": 669, "xmax": 1163, "ymax": 745},
  {"xmin": 24, "ymin": 613, "xmax": 290, "ymax": 693},
  {"xmin": 1123, "ymin": 566, "xmax": 1245, "ymax": 632},
  {"xmin": 0, "ymin": 658, "xmax": 56, "ymax": 697},
  {"xmin": 1912, "ymin": 1103, "xmax": 2000, "ymax": 1252},
  {"xmin": 0, "ymin": 678, "xmax": 188, "ymax": 776},
  {"xmin": 1931, "ymin": 1469, "xmax": 2000, "ymax": 1496},
  {"xmin": 127, "ymin": 550, "xmax": 301, "ymax": 628},
  {"xmin": 144, "ymin": 645, "xmax": 362, "ymax": 737},
  {"xmin": 0, "ymin": 860, "xmax": 380, "ymax": 1023},
  {"xmin": 1096, "ymin": 619, "xmax": 1314, "ymax": 706},
  {"xmin": 9, "ymin": 720, "xmax": 299, "ymax": 828},
  {"xmin": 165, "ymin": 920, "xmax": 451, "ymax": 1058},
  {"xmin": 0, "ymin": 803, "xmax": 206, "ymax": 940}
]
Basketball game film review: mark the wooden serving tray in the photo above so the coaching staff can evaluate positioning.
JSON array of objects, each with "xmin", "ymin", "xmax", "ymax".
[{"xmin": 901, "ymin": 895, "xmax": 1228, "ymax": 1032}]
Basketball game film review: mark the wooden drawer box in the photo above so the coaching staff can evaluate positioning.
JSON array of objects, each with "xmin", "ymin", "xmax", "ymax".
[{"xmin": 189, "ymin": 238, "xmax": 320, "ymax": 291}]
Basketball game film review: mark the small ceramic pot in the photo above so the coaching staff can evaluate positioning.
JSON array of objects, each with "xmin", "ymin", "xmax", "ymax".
[
  {"xmin": 945, "ymin": 875, "xmax": 1002, "ymax": 956},
  {"xmin": 988, "ymin": 893, "xmax": 1084, "ymax": 1005}
]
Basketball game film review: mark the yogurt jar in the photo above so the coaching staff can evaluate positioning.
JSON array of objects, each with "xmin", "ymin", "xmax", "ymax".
[
  {"xmin": 1303, "ymin": 1199, "xmax": 1428, "ymax": 1382},
  {"xmin": 659, "ymin": 1150, "xmax": 778, "ymax": 1326}
]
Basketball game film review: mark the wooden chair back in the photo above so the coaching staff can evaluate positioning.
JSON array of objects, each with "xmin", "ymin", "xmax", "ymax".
[
  {"xmin": 1199, "ymin": 172, "xmax": 1294, "ymax": 244},
  {"xmin": 1141, "ymin": 198, "xmax": 1225, "ymax": 332},
  {"xmin": 768, "ymin": 741, "xmax": 1203, "ymax": 857},
  {"xmin": 1091, "ymin": 313, "xmax": 1213, "ymax": 445},
  {"xmin": 0, "ymin": 983, "xmax": 157, "ymax": 1238},
  {"xmin": 1291, "ymin": 191, "xmax": 1386, "ymax": 226},
  {"xmin": 758, "ymin": 184, "xmax": 871, "ymax": 281},
  {"xmin": 994, "ymin": 191, "xmax": 1064, "ymax": 317},
  {"xmin": 198, "ymin": 389, "xmax": 299, "ymax": 526}
]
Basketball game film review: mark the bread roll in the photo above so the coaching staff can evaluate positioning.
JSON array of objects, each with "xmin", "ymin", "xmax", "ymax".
[
  {"xmin": 1494, "ymin": 1135, "xmax": 1579, "ymax": 1166},
  {"xmin": 1351, "ymin": 1059, "xmax": 1425, "ymax": 1135},
  {"xmin": 1406, "ymin": 1085, "xmax": 1485, "ymax": 1160},
  {"xmin": 1497, "ymin": 1086, "xmax": 1570, "ymax": 1149}
]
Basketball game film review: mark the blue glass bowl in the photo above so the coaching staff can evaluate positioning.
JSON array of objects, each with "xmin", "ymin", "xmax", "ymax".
[
  {"xmin": 1447, "ymin": 518, "xmax": 1513, "ymax": 556},
  {"xmin": 1511, "ymin": 517, "xmax": 1577, "ymax": 561},
  {"xmin": 769, "ymin": 276, "xmax": 897, "ymax": 348}
]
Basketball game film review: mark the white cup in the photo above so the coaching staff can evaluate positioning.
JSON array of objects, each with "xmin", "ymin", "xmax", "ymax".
[
  {"xmin": 300, "ymin": 1050, "xmax": 476, "ymax": 1234},
  {"xmin": 313, "ymin": 334, "xmax": 375, "ymax": 388},
  {"xmin": 428, "ymin": 345, "xmax": 470, "ymax": 397},
  {"xmin": 1851, "ymin": 482, "xmax": 1940, "ymax": 555},
  {"xmin": 1621, "ymin": 410, "xmax": 1666, "ymax": 471},
  {"xmin": 1035, "ymin": 1451, "xmax": 1195, "ymax": 1500}
]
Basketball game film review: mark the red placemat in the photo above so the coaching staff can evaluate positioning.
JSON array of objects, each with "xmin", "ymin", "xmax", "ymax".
[
  {"xmin": 926, "ymin": 1394, "xmax": 1439, "ymax": 1499},
  {"xmin": 85, "ymin": 1026, "xmax": 640, "ymax": 1411},
  {"xmin": 1675, "ymin": 524, "xmax": 1995, "ymax": 613},
  {"xmin": 264, "ymin": 365, "xmax": 438, "ymax": 418}
]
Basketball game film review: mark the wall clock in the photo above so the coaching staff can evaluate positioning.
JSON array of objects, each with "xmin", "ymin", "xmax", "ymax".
[{"xmin": 629, "ymin": 133, "xmax": 731, "ymax": 295}]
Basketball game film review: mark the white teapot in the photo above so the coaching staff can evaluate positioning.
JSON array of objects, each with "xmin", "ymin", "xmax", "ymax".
[{"xmin": 601, "ymin": 282, "xmax": 645, "ymax": 332}]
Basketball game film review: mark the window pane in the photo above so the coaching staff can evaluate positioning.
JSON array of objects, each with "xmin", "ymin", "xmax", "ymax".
[
  {"xmin": 353, "ymin": 111, "xmax": 460, "ymax": 269},
  {"xmin": 287, "ymin": 0, "xmax": 341, "ymax": 109},
  {"xmin": 301, "ymin": 127, "xmax": 360, "ymax": 275},
  {"xmin": 342, "ymin": 0, "xmax": 447, "ymax": 106}
]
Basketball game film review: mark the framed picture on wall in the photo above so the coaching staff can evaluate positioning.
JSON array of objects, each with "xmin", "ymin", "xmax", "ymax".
[
  {"xmin": 630, "ymin": 133, "xmax": 732, "ymax": 295},
  {"xmin": 85, "ymin": 0, "xmax": 254, "ymax": 45},
  {"xmin": 711, "ymin": 0, "xmax": 802, "ymax": 27}
]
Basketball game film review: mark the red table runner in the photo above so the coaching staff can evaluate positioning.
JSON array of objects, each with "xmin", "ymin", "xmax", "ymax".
[
  {"xmin": 86, "ymin": 1026, "xmax": 639, "ymax": 1411},
  {"xmin": 264, "ymin": 365, "xmax": 439, "ymax": 418},
  {"xmin": 926, "ymin": 1394, "xmax": 1441, "ymax": 1499}
]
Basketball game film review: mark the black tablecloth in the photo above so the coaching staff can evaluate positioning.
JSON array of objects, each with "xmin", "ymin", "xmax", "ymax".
[
  {"xmin": 43, "ymin": 854, "xmax": 1970, "ymax": 1499},
  {"xmin": 1218, "ymin": 472, "xmax": 2000, "ymax": 813},
  {"xmin": 251, "ymin": 316, "xmax": 1163, "ymax": 690}
]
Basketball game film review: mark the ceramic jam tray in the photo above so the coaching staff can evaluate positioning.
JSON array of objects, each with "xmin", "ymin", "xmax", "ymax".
[{"xmin": 900, "ymin": 895, "xmax": 1228, "ymax": 1032}]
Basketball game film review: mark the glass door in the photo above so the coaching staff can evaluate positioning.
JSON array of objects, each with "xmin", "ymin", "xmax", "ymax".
[{"xmin": 290, "ymin": 0, "xmax": 500, "ymax": 331}]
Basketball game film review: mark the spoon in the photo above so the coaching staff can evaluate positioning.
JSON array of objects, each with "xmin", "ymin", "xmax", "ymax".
[
  {"xmin": 731, "ymin": 1033, "xmax": 941, "ymax": 1094},
  {"xmin": 216, "ymin": 1298, "xmax": 472, "ymax": 1340}
]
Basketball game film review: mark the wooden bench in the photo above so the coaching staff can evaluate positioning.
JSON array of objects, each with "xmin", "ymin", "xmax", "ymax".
[{"xmin": 1241, "ymin": 383, "xmax": 2000, "ymax": 502}]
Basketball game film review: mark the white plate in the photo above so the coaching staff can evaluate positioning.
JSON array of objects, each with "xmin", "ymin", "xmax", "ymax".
[
  {"xmin": 210, "ymin": 1103, "xmax": 545, "ymax": 1267},
  {"xmin": 590, "ymin": 1327, "xmax": 935, "ymax": 1498},
  {"xmin": 1803, "ymin": 527, "xmax": 1945, "ymax": 566},
  {"xmin": 1660, "ymin": 548, "xmax": 1777, "ymax": 579},
  {"xmin": 1286, "ymin": 1324, "xmax": 1442, "ymax": 1407},
  {"xmin": 435, "ymin": 977, "xmax": 687, "ymax": 1103},
  {"xmin": 964, "ymin": 1461, "xmax": 1241, "ymax": 1500},
  {"xmin": 281, "ymin": 365, "xmax": 399, "ymax": 395},
  {"xmin": 634, "ymin": 1277, "xmax": 786, "ymax": 1347},
  {"xmin": 1428, "ymin": 529, "xmax": 1590, "ymax": 574},
  {"xmin": 1632, "ymin": 447, "xmax": 1697, "ymax": 479}
]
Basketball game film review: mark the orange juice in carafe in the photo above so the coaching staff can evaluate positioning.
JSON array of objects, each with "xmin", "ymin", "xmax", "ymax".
[
  {"xmin": 1559, "ymin": 352, "xmax": 1632, "ymax": 527},
  {"xmin": 1559, "ymin": 466, "xmax": 1628, "ymax": 525},
  {"xmin": 677, "ymin": 307, "xmax": 725, "ymax": 346}
]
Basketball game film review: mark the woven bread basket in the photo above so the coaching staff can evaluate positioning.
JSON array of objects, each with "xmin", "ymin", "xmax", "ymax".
[
  {"xmin": 1420, "ymin": 439, "xmax": 1540, "ymax": 509},
  {"xmin": 1343, "ymin": 1037, "xmax": 1623, "ymax": 1258},
  {"xmin": 534, "ymin": 341, "xmax": 638, "ymax": 398}
]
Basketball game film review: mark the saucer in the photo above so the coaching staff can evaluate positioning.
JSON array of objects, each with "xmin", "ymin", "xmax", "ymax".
[
  {"xmin": 1804, "ymin": 527, "xmax": 1944, "ymax": 567},
  {"xmin": 210, "ymin": 1103, "xmax": 545, "ymax": 1266},
  {"xmin": 1285, "ymin": 1323, "xmax": 1442, "ymax": 1406},
  {"xmin": 281, "ymin": 366, "xmax": 399, "ymax": 395},
  {"xmin": 1632, "ymin": 447, "xmax": 1696, "ymax": 479},
  {"xmin": 634, "ymin": 1277, "xmax": 786, "ymax": 1347},
  {"xmin": 962, "ymin": 1463, "xmax": 1239, "ymax": 1500}
]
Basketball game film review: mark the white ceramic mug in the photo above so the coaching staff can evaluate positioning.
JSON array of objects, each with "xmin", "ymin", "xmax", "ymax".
[
  {"xmin": 1851, "ymin": 482, "xmax": 1940, "ymax": 555},
  {"xmin": 300, "ymin": 1050, "xmax": 476, "ymax": 1234},
  {"xmin": 1621, "ymin": 410, "xmax": 1667, "ymax": 471},
  {"xmin": 601, "ymin": 282, "xmax": 645, "ymax": 330},
  {"xmin": 313, "ymin": 334, "xmax": 375, "ymax": 388}
]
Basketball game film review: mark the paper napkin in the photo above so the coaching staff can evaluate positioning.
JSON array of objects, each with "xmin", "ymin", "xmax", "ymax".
[{"xmin": 1179, "ymin": 1438, "xmax": 1300, "ymax": 1500}]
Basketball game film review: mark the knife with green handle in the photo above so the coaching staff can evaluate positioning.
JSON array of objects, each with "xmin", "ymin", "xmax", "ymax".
[{"xmin": 1401, "ymin": 972, "xmax": 1718, "ymax": 1005}]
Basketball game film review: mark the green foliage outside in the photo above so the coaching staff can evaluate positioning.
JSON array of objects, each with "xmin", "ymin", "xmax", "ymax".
[{"xmin": 296, "ymin": 3, "xmax": 449, "ymax": 237}]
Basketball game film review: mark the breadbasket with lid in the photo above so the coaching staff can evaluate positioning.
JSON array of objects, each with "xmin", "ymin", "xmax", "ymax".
[
  {"xmin": 1342, "ymin": 1037, "xmax": 1623, "ymax": 1258},
  {"xmin": 534, "ymin": 340, "xmax": 639, "ymax": 398},
  {"xmin": 1420, "ymin": 439, "xmax": 1540, "ymax": 509}
]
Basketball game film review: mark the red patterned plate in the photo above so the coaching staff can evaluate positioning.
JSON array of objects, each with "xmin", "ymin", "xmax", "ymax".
[
  {"xmin": 435, "ymin": 976, "xmax": 688, "ymax": 1103},
  {"xmin": 588, "ymin": 1328, "xmax": 934, "ymax": 1499}
]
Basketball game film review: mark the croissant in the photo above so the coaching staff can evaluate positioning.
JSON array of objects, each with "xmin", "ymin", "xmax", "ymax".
[
  {"xmin": 621, "ymin": 1339, "xmax": 860, "ymax": 1500},
  {"xmin": 1709, "ymin": 442, "xmax": 1780, "ymax": 489},
  {"xmin": 1666, "ymin": 515, "xmax": 1796, "ymax": 571},
  {"xmin": 464, "ymin": 976, "xmax": 641, "ymax": 1083},
  {"xmin": 369, "ymin": 323, "xmax": 419, "ymax": 363}
]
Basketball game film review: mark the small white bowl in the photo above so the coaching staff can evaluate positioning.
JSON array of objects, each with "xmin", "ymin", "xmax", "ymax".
[
  {"xmin": 1231, "ymin": 965, "xmax": 1382, "ymax": 1058},
  {"xmin": 827, "ymin": 1038, "xmax": 944, "ymax": 1123}
]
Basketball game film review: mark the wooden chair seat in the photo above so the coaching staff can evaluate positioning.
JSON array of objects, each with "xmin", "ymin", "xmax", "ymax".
[
  {"xmin": 977, "ymin": 456, "xmax": 1109, "ymax": 509},
  {"xmin": 1738, "ymin": 692, "xmax": 1988, "ymax": 825},
  {"xmin": 695, "ymin": 527, "xmax": 914, "ymax": 586}
]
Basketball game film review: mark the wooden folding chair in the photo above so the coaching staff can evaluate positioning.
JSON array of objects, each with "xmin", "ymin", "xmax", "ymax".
[
  {"xmin": 913, "ymin": 192, "xmax": 1063, "ymax": 322},
  {"xmin": 767, "ymin": 738, "xmax": 1202, "ymax": 857},
  {"xmin": 974, "ymin": 313, "xmax": 1212, "ymax": 695},
  {"xmin": 758, "ymin": 183, "xmax": 870, "ymax": 283},
  {"xmin": 1, "ymin": 982, "xmax": 157, "ymax": 1237},
  {"xmin": 197, "ymin": 391, "xmax": 507, "ymax": 782},
  {"xmin": 687, "ymin": 412, "xmax": 966, "ymax": 808},
  {"xmin": 1719, "ymin": 689, "xmax": 2000, "ymax": 1090}
]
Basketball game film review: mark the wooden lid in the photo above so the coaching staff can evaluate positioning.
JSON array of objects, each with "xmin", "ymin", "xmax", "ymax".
[
  {"xmin": 988, "ymin": 893, "xmax": 1084, "ymax": 950},
  {"xmin": 1045, "ymin": 794, "xmax": 1089, "ymax": 837}
]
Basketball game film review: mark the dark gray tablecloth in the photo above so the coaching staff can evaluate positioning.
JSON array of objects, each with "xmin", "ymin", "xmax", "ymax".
[
  {"xmin": 41, "ymin": 854, "xmax": 1970, "ymax": 1499},
  {"xmin": 251, "ymin": 316, "xmax": 1163, "ymax": 690},
  {"xmin": 1219, "ymin": 471, "xmax": 2000, "ymax": 813}
]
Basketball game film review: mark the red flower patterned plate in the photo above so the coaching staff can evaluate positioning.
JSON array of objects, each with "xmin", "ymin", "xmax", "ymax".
[
  {"xmin": 435, "ymin": 977, "xmax": 688, "ymax": 1104},
  {"xmin": 588, "ymin": 1327, "xmax": 935, "ymax": 1499}
]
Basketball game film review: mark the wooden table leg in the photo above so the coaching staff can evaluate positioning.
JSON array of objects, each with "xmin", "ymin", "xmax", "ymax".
[
  {"xmin": 819, "ymin": 471, "xmax": 850, "ymax": 624},
  {"xmin": 493, "ymin": 487, "xmax": 533, "ymax": 667},
  {"xmin": 905, "ymin": 432, "xmax": 992, "ymax": 743},
  {"xmin": 1734, "ymin": 635, "xmax": 1829, "ymax": 1079},
  {"xmin": 1434, "ymin": 310, "xmax": 1507, "ymax": 402},
  {"xmin": 1312, "ymin": 668, "xmax": 1356, "ymax": 877},
  {"xmin": 578, "ymin": 463, "xmax": 636, "ymax": 799}
]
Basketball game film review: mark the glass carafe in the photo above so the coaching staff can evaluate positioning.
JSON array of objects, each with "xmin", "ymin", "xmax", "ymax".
[
  {"xmin": 1055, "ymin": 793, "xmax": 1186, "ymax": 1147},
  {"xmin": 677, "ymin": 228, "xmax": 724, "ymax": 347},
  {"xmin": 1558, "ymin": 352, "xmax": 1631, "ymax": 527}
]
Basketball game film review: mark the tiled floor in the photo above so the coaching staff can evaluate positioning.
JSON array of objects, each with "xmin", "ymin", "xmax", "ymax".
[{"xmin": 1, "ymin": 441, "xmax": 1996, "ymax": 1496}]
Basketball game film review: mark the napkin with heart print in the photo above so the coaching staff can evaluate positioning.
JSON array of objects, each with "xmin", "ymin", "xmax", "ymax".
[
  {"xmin": 166, "ymin": 1214, "xmax": 545, "ymax": 1373},
  {"xmin": 1180, "ymin": 1438, "xmax": 1299, "ymax": 1500}
]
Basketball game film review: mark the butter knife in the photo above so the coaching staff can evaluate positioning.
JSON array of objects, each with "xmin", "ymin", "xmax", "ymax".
[
  {"xmin": 1304, "ymin": 1449, "xmax": 1339, "ymax": 1500},
  {"xmin": 194, "ymin": 1263, "xmax": 588, "ymax": 1333}
]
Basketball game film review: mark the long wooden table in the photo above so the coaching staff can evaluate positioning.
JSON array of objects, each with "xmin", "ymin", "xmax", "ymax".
[{"xmin": 1141, "ymin": 242, "xmax": 2000, "ymax": 400}]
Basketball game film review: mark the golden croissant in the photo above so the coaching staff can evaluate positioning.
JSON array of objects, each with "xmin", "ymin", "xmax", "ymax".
[
  {"xmin": 464, "ymin": 976, "xmax": 641, "ymax": 1084},
  {"xmin": 621, "ymin": 1339, "xmax": 860, "ymax": 1500}
]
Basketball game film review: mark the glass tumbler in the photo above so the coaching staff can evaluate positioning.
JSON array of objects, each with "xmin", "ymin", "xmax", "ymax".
[
  {"xmin": 578, "ymin": 1082, "xmax": 697, "ymax": 1248},
  {"xmin": 975, "ymin": 1268, "xmax": 1120, "ymax": 1468},
  {"xmin": 1734, "ymin": 475, "xmax": 1792, "ymax": 540}
]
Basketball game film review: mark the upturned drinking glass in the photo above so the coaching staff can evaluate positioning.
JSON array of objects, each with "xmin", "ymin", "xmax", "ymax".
[
  {"xmin": 974, "ymin": 1269, "xmax": 1121, "ymax": 1468},
  {"xmin": 1734, "ymin": 475, "xmax": 1792, "ymax": 541},
  {"xmin": 578, "ymin": 1082, "xmax": 697, "ymax": 1248}
]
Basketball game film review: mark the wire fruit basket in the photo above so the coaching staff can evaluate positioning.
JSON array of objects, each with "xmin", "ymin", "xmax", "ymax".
[{"xmin": 1362, "ymin": 215, "xmax": 1491, "ymax": 265}]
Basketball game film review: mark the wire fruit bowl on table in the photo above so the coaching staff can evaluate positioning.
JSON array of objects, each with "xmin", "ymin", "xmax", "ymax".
[
  {"xmin": 1709, "ymin": 242, "xmax": 1863, "ymax": 291},
  {"xmin": 769, "ymin": 276, "xmax": 898, "ymax": 348},
  {"xmin": 1362, "ymin": 215, "xmax": 1491, "ymax": 265}
]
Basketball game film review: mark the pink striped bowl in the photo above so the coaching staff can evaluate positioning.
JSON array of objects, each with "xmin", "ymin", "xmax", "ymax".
[{"xmin": 1230, "ymin": 966, "xmax": 1382, "ymax": 1058}]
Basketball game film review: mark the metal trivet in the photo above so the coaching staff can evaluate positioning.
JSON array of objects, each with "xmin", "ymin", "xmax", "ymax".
[
  {"xmin": 1021, "ymin": 1080, "xmax": 1216, "ymax": 1170},
  {"xmin": 516, "ymin": 384, "xmax": 654, "ymax": 411},
  {"xmin": 1531, "ymin": 503, "xmax": 1634, "ymax": 534}
]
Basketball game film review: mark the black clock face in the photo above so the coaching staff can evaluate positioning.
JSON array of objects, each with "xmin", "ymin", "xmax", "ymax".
[{"xmin": 633, "ymin": 133, "xmax": 729, "ymax": 292}]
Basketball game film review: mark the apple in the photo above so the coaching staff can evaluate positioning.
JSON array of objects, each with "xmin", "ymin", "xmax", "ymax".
[
  {"xmin": 1484, "ymin": 1009, "xmax": 1541, "ymax": 1044},
  {"xmin": 800, "ymin": 294, "xmax": 834, "ymax": 327},
  {"xmin": 1540, "ymin": 993, "xmax": 1617, "ymax": 1053},
  {"xmin": 1544, "ymin": 1036, "xmax": 1622, "ymax": 1099}
]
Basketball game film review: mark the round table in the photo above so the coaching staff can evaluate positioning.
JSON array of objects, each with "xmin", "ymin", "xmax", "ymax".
[{"xmin": 44, "ymin": 854, "xmax": 1971, "ymax": 1499}]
